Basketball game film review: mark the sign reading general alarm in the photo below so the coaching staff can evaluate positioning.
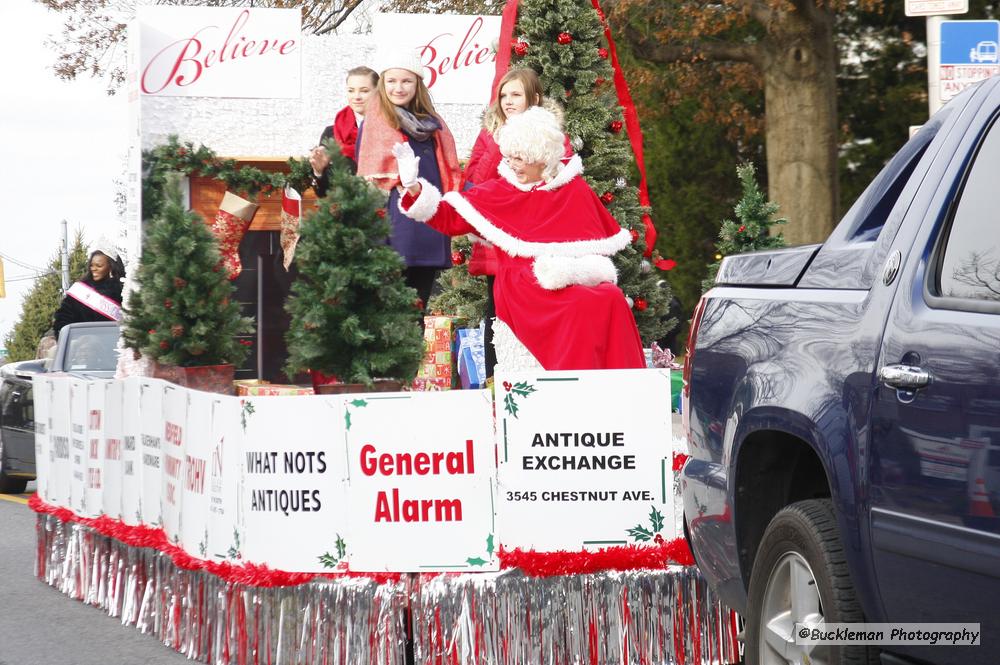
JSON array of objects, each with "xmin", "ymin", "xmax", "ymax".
[
  {"xmin": 137, "ymin": 6, "xmax": 301, "ymax": 98},
  {"xmin": 371, "ymin": 13, "xmax": 500, "ymax": 104}
]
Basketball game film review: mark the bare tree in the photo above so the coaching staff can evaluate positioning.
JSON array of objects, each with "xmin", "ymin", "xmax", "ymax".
[{"xmin": 34, "ymin": 0, "xmax": 367, "ymax": 94}]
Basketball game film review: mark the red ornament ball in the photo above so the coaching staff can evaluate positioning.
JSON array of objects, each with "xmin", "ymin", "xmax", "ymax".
[
  {"xmin": 598, "ymin": 47, "xmax": 609, "ymax": 59},
  {"xmin": 376, "ymin": 209, "xmax": 386, "ymax": 218},
  {"xmin": 148, "ymin": 329, "xmax": 156, "ymax": 335},
  {"xmin": 159, "ymin": 341, "xmax": 170, "ymax": 350},
  {"xmin": 557, "ymin": 32, "xmax": 573, "ymax": 45},
  {"xmin": 513, "ymin": 40, "xmax": 529, "ymax": 56},
  {"xmin": 164, "ymin": 298, "xmax": 173, "ymax": 309},
  {"xmin": 610, "ymin": 120, "xmax": 623, "ymax": 133},
  {"xmin": 595, "ymin": 77, "xmax": 607, "ymax": 86},
  {"xmin": 635, "ymin": 298, "xmax": 649, "ymax": 311},
  {"xmin": 601, "ymin": 191, "xmax": 615, "ymax": 204},
  {"xmin": 451, "ymin": 251, "xmax": 466, "ymax": 266},
  {"xmin": 630, "ymin": 229, "xmax": 640, "ymax": 243},
  {"xmin": 738, "ymin": 225, "xmax": 746, "ymax": 232},
  {"xmin": 414, "ymin": 298, "xmax": 425, "ymax": 311}
]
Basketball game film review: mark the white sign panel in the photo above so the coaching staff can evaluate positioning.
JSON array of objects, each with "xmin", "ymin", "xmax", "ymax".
[
  {"xmin": 137, "ymin": 6, "xmax": 301, "ymax": 98},
  {"xmin": 372, "ymin": 13, "xmax": 500, "ymax": 105},
  {"xmin": 496, "ymin": 369, "xmax": 674, "ymax": 552},
  {"xmin": 47, "ymin": 376, "xmax": 72, "ymax": 509},
  {"xmin": 121, "ymin": 377, "xmax": 143, "ymax": 525},
  {"xmin": 906, "ymin": 0, "xmax": 968, "ymax": 16},
  {"xmin": 940, "ymin": 20, "xmax": 1000, "ymax": 102},
  {"xmin": 241, "ymin": 396, "xmax": 349, "ymax": 573},
  {"xmin": 102, "ymin": 381, "xmax": 124, "ymax": 520},
  {"xmin": 181, "ymin": 391, "xmax": 214, "ymax": 558},
  {"xmin": 83, "ymin": 381, "xmax": 107, "ymax": 519},
  {"xmin": 69, "ymin": 378, "xmax": 89, "ymax": 515},
  {"xmin": 139, "ymin": 378, "xmax": 165, "ymax": 526},
  {"xmin": 32, "ymin": 376, "xmax": 51, "ymax": 502},
  {"xmin": 208, "ymin": 397, "xmax": 243, "ymax": 561},
  {"xmin": 346, "ymin": 391, "xmax": 498, "ymax": 572},
  {"xmin": 161, "ymin": 384, "xmax": 187, "ymax": 544}
]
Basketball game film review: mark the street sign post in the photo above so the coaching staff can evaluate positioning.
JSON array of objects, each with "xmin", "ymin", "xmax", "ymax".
[
  {"xmin": 906, "ymin": 0, "xmax": 968, "ymax": 16},
  {"xmin": 940, "ymin": 20, "xmax": 1000, "ymax": 104}
]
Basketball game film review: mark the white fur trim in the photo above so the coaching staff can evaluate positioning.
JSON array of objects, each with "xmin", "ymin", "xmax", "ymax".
[
  {"xmin": 468, "ymin": 234, "xmax": 493, "ymax": 247},
  {"xmin": 497, "ymin": 154, "xmax": 583, "ymax": 191},
  {"xmin": 492, "ymin": 318, "xmax": 544, "ymax": 372},
  {"xmin": 532, "ymin": 255, "xmax": 618, "ymax": 290},
  {"xmin": 442, "ymin": 187, "xmax": 631, "ymax": 259},
  {"xmin": 397, "ymin": 178, "xmax": 441, "ymax": 222}
]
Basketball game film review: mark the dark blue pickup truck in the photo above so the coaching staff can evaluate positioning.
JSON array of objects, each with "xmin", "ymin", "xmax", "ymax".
[{"xmin": 682, "ymin": 78, "xmax": 1000, "ymax": 665}]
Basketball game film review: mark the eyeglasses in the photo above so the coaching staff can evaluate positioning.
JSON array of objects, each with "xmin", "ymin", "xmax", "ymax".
[{"xmin": 504, "ymin": 155, "xmax": 529, "ymax": 166}]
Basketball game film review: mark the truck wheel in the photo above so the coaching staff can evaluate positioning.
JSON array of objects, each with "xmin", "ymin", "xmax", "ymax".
[
  {"xmin": 0, "ymin": 437, "xmax": 28, "ymax": 494},
  {"xmin": 745, "ymin": 499, "xmax": 878, "ymax": 665}
]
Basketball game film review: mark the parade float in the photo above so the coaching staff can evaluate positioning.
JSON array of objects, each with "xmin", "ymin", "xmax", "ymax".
[{"xmin": 31, "ymin": 3, "xmax": 741, "ymax": 663}]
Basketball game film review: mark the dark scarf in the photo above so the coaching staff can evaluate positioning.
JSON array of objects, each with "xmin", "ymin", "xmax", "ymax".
[{"xmin": 396, "ymin": 107, "xmax": 440, "ymax": 142}]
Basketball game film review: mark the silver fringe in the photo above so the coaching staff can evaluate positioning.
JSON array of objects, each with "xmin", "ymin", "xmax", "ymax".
[{"xmin": 36, "ymin": 514, "xmax": 741, "ymax": 664}]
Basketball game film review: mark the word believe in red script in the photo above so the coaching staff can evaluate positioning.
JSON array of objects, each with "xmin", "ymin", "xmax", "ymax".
[
  {"xmin": 141, "ymin": 9, "xmax": 297, "ymax": 95},
  {"xmin": 418, "ymin": 16, "xmax": 496, "ymax": 89}
]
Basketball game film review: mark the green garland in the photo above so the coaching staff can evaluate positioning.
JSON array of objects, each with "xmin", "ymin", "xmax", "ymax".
[{"xmin": 142, "ymin": 135, "xmax": 316, "ymax": 221}]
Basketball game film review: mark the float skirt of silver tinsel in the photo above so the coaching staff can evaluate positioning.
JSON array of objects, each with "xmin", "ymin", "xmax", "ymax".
[{"xmin": 36, "ymin": 514, "xmax": 741, "ymax": 664}]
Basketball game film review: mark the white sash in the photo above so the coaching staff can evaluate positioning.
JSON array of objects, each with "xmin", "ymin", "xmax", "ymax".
[{"xmin": 66, "ymin": 281, "xmax": 123, "ymax": 322}]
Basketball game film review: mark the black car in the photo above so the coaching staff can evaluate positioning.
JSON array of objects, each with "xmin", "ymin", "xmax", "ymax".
[{"xmin": 0, "ymin": 322, "xmax": 119, "ymax": 493}]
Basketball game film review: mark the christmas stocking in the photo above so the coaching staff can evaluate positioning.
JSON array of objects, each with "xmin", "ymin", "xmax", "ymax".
[
  {"xmin": 211, "ymin": 191, "xmax": 259, "ymax": 280},
  {"xmin": 280, "ymin": 186, "xmax": 302, "ymax": 270}
]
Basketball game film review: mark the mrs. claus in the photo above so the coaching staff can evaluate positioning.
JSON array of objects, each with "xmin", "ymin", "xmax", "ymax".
[{"xmin": 393, "ymin": 106, "xmax": 645, "ymax": 372}]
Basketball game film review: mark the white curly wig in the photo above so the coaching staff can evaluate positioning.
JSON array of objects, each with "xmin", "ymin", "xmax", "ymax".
[{"xmin": 498, "ymin": 106, "xmax": 566, "ymax": 180}]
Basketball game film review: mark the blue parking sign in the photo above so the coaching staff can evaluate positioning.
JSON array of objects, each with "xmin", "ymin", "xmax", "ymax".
[
  {"xmin": 940, "ymin": 20, "xmax": 1000, "ymax": 102},
  {"xmin": 941, "ymin": 20, "xmax": 1000, "ymax": 65}
]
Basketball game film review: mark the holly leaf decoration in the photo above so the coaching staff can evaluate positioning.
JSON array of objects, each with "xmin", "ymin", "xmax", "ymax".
[
  {"xmin": 511, "ymin": 381, "xmax": 536, "ymax": 397},
  {"xmin": 350, "ymin": 399, "xmax": 367, "ymax": 408},
  {"xmin": 345, "ymin": 409, "xmax": 352, "ymax": 431},
  {"xmin": 650, "ymin": 506, "xmax": 665, "ymax": 533},
  {"xmin": 627, "ymin": 524, "xmax": 654, "ymax": 542},
  {"xmin": 318, "ymin": 552, "xmax": 340, "ymax": 568},
  {"xmin": 504, "ymin": 392, "xmax": 519, "ymax": 418},
  {"xmin": 335, "ymin": 534, "xmax": 346, "ymax": 560},
  {"xmin": 466, "ymin": 556, "xmax": 488, "ymax": 567},
  {"xmin": 486, "ymin": 533, "xmax": 495, "ymax": 556}
]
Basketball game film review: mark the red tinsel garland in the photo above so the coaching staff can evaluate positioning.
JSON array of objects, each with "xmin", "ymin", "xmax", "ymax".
[{"xmin": 31, "ymin": 494, "xmax": 695, "ymax": 583}]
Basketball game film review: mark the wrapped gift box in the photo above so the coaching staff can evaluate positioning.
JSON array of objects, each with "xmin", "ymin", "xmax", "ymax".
[
  {"xmin": 456, "ymin": 328, "xmax": 487, "ymax": 389},
  {"xmin": 237, "ymin": 383, "xmax": 315, "ymax": 396},
  {"xmin": 412, "ymin": 315, "xmax": 466, "ymax": 391}
]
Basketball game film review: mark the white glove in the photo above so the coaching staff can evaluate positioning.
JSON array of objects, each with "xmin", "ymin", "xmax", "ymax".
[{"xmin": 392, "ymin": 142, "xmax": 420, "ymax": 188}]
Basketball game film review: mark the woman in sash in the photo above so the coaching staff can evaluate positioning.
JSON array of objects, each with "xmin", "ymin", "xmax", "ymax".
[{"xmin": 53, "ymin": 246, "xmax": 125, "ymax": 337}]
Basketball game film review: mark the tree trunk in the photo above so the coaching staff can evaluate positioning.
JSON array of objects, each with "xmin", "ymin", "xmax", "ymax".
[{"xmin": 762, "ymin": 7, "xmax": 839, "ymax": 246}]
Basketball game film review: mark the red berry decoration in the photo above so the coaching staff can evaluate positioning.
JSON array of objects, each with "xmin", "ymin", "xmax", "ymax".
[
  {"xmin": 598, "ymin": 47, "xmax": 609, "ymax": 59},
  {"xmin": 159, "ymin": 340, "xmax": 170, "ymax": 350},
  {"xmin": 601, "ymin": 191, "xmax": 615, "ymax": 204},
  {"xmin": 503, "ymin": 381, "xmax": 513, "ymax": 392},
  {"xmin": 173, "ymin": 277, "xmax": 187, "ymax": 288},
  {"xmin": 164, "ymin": 298, "xmax": 173, "ymax": 309},
  {"xmin": 635, "ymin": 298, "xmax": 649, "ymax": 311},
  {"xmin": 630, "ymin": 229, "xmax": 640, "ymax": 243},
  {"xmin": 595, "ymin": 77, "xmax": 606, "ymax": 86},
  {"xmin": 414, "ymin": 298, "xmax": 425, "ymax": 311},
  {"xmin": 451, "ymin": 251, "xmax": 466, "ymax": 266},
  {"xmin": 148, "ymin": 329, "xmax": 156, "ymax": 335},
  {"xmin": 738, "ymin": 225, "xmax": 746, "ymax": 232},
  {"xmin": 376, "ymin": 209, "xmax": 386, "ymax": 218},
  {"xmin": 513, "ymin": 40, "xmax": 529, "ymax": 56},
  {"xmin": 557, "ymin": 32, "xmax": 573, "ymax": 45},
  {"xmin": 610, "ymin": 120, "xmax": 623, "ymax": 133}
]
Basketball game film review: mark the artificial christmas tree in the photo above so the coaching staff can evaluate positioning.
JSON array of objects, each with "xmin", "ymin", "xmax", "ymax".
[
  {"xmin": 284, "ymin": 147, "xmax": 424, "ymax": 390},
  {"xmin": 123, "ymin": 173, "xmax": 254, "ymax": 393},
  {"xmin": 432, "ymin": 0, "xmax": 676, "ymax": 344},
  {"xmin": 702, "ymin": 163, "xmax": 787, "ymax": 291}
]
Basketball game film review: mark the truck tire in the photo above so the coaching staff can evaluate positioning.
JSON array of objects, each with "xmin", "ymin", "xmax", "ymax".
[
  {"xmin": 745, "ymin": 499, "xmax": 878, "ymax": 665},
  {"xmin": 0, "ymin": 437, "xmax": 28, "ymax": 494}
]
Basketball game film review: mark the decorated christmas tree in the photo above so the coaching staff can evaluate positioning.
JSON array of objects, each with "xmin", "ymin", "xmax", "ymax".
[
  {"xmin": 284, "ymin": 147, "xmax": 424, "ymax": 387},
  {"xmin": 123, "ymin": 173, "xmax": 253, "ymax": 367},
  {"xmin": 430, "ymin": 0, "xmax": 676, "ymax": 343},
  {"xmin": 702, "ymin": 163, "xmax": 787, "ymax": 291}
]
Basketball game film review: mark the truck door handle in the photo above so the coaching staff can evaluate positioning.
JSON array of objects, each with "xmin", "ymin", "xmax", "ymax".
[{"xmin": 879, "ymin": 364, "xmax": 932, "ymax": 390}]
